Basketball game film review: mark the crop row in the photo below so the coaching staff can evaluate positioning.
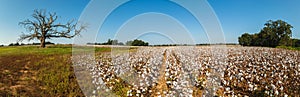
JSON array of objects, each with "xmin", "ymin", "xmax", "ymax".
[{"xmin": 73, "ymin": 47, "xmax": 300, "ymax": 97}]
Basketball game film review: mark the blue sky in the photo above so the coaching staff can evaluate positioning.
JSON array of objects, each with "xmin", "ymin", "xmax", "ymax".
[
  {"xmin": 0, "ymin": 0, "xmax": 89, "ymax": 45},
  {"xmin": 0, "ymin": 0, "xmax": 300, "ymax": 45}
]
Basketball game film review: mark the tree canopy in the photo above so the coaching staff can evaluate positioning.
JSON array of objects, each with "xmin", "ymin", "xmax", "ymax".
[
  {"xmin": 101, "ymin": 39, "xmax": 124, "ymax": 45},
  {"xmin": 238, "ymin": 20, "xmax": 295, "ymax": 47},
  {"xmin": 87, "ymin": 39, "xmax": 148, "ymax": 46},
  {"xmin": 126, "ymin": 39, "xmax": 149, "ymax": 46},
  {"xmin": 238, "ymin": 33, "xmax": 252, "ymax": 46}
]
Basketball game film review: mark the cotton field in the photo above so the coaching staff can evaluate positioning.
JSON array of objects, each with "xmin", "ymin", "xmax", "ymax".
[{"xmin": 73, "ymin": 46, "xmax": 300, "ymax": 97}]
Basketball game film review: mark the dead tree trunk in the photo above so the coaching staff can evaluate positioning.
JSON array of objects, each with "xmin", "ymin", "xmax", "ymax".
[{"xmin": 40, "ymin": 38, "xmax": 45, "ymax": 48}]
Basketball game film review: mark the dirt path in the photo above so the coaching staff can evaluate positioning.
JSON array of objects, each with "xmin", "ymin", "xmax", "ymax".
[{"xmin": 152, "ymin": 49, "xmax": 168, "ymax": 96}]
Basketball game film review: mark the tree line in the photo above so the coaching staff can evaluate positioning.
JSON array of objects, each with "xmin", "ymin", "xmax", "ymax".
[
  {"xmin": 6, "ymin": 42, "xmax": 55, "ymax": 46},
  {"xmin": 238, "ymin": 20, "xmax": 300, "ymax": 47},
  {"xmin": 87, "ymin": 39, "xmax": 149, "ymax": 46}
]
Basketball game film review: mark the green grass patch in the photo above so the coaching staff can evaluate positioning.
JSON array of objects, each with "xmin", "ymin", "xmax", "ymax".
[
  {"xmin": 35, "ymin": 55, "xmax": 84, "ymax": 96},
  {"xmin": 276, "ymin": 46, "xmax": 300, "ymax": 51},
  {"xmin": 0, "ymin": 46, "xmax": 72, "ymax": 56},
  {"xmin": 0, "ymin": 45, "xmax": 118, "ymax": 56}
]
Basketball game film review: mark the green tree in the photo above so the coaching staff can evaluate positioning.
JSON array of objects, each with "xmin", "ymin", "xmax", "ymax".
[
  {"xmin": 106, "ymin": 39, "xmax": 113, "ymax": 45},
  {"xmin": 126, "ymin": 39, "xmax": 149, "ymax": 46},
  {"xmin": 238, "ymin": 20, "xmax": 293, "ymax": 47},
  {"xmin": 101, "ymin": 39, "xmax": 123, "ymax": 45},
  {"xmin": 19, "ymin": 9, "xmax": 86, "ymax": 48},
  {"xmin": 260, "ymin": 20, "xmax": 293, "ymax": 47},
  {"xmin": 250, "ymin": 33, "xmax": 261, "ymax": 46},
  {"xmin": 292, "ymin": 39, "xmax": 300, "ymax": 47},
  {"xmin": 238, "ymin": 33, "xmax": 252, "ymax": 46}
]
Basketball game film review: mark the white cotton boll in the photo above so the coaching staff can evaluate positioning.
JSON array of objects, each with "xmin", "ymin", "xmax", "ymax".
[
  {"xmin": 141, "ymin": 74, "xmax": 145, "ymax": 78},
  {"xmin": 271, "ymin": 84, "xmax": 276, "ymax": 89},
  {"xmin": 173, "ymin": 81, "xmax": 178, "ymax": 86},
  {"xmin": 223, "ymin": 80, "xmax": 227, "ymax": 85},
  {"xmin": 249, "ymin": 84, "xmax": 253, "ymax": 91},
  {"xmin": 127, "ymin": 90, "xmax": 132, "ymax": 96},
  {"xmin": 163, "ymin": 91, "xmax": 167, "ymax": 94},
  {"xmin": 137, "ymin": 90, "xmax": 141, "ymax": 94},
  {"xmin": 256, "ymin": 76, "xmax": 259, "ymax": 81},
  {"xmin": 265, "ymin": 91, "xmax": 269, "ymax": 95},
  {"xmin": 254, "ymin": 86, "xmax": 257, "ymax": 90},
  {"xmin": 165, "ymin": 72, "xmax": 170, "ymax": 76},
  {"xmin": 225, "ymin": 87, "xmax": 230, "ymax": 91},
  {"xmin": 109, "ymin": 86, "xmax": 113, "ymax": 90},
  {"xmin": 284, "ymin": 75, "xmax": 288, "ymax": 79},
  {"xmin": 156, "ymin": 92, "xmax": 161, "ymax": 95},
  {"xmin": 280, "ymin": 86, "xmax": 284, "ymax": 91},
  {"xmin": 140, "ymin": 82, "xmax": 144, "ymax": 86},
  {"xmin": 275, "ymin": 90, "xmax": 279, "ymax": 95},
  {"xmin": 149, "ymin": 90, "xmax": 152, "ymax": 93}
]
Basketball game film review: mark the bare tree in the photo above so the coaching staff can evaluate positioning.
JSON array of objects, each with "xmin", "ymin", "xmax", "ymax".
[{"xmin": 19, "ymin": 9, "xmax": 86, "ymax": 48}]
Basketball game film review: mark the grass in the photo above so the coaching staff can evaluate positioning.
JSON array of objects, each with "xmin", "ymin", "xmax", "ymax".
[
  {"xmin": 35, "ymin": 54, "xmax": 83, "ymax": 96},
  {"xmin": 0, "ymin": 45, "xmax": 72, "ymax": 56},
  {"xmin": 276, "ymin": 46, "xmax": 300, "ymax": 51},
  {"xmin": 0, "ymin": 45, "xmax": 138, "ymax": 96},
  {"xmin": 0, "ymin": 45, "xmax": 117, "ymax": 96},
  {"xmin": 0, "ymin": 45, "xmax": 113, "ymax": 56}
]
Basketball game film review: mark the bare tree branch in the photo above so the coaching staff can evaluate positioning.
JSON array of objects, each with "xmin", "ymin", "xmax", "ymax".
[{"xmin": 19, "ymin": 9, "xmax": 87, "ymax": 48}]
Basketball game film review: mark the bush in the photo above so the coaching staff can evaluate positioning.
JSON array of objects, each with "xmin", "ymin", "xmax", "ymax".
[
  {"xmin": 87, "ymin": 39, "xmax": 124, "ymax": 45},
  {"xmin": 8, "ymin": 42, "xmax": 20, "ymax": 46},
  {"xmin": 292, "ymin": 39, "xmax": 300, "ymax": 47},
  {"xmin": 31, "ymin": 42, "xmax": 54, "ymax": 45},
  {"xmin": 277, "ymin": 46, "xmax": 300, "ymax": 51},
  {"xmin": 126, "ymin": 39, "xmax": 149, "ymax": 46}
]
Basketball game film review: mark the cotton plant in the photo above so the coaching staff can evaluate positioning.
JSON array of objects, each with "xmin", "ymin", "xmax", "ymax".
[{"xmin": 73, "ymin": 46, "xmax": 300, "ymax": 96}]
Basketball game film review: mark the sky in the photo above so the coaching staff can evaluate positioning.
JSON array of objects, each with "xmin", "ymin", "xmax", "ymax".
[{"xmin": 0, "ymin": 0, "xmax": 300, "ymax": 45}]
